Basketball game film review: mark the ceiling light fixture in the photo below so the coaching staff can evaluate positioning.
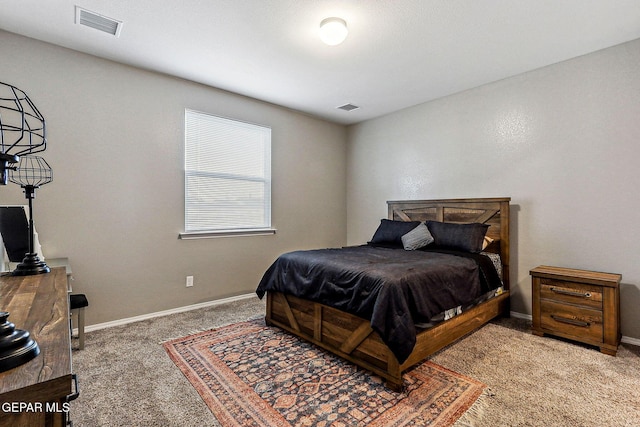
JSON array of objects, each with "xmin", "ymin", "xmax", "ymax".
[{"xmin": 319, "ymin": 17, "xmax": 348, "ymax": 46}]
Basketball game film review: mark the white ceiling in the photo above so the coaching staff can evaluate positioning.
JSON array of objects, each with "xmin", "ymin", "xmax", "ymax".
[{"xmin": 1, "ymin": 1, "xmax": 640, "ymax": 125}]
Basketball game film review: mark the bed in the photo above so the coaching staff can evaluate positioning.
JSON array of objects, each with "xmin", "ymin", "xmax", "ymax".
[{"xmin": 256, "ymin": 197, "xmax": 510, "ymax": 390}]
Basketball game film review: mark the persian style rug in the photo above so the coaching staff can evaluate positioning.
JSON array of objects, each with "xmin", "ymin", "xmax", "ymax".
[{"xmin": 163, "ymin": 320, "xmax": 485, "ymax": 427}]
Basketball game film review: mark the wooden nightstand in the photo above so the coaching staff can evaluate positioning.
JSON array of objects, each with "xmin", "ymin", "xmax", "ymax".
[{"xmin": 530, "ymin": 265, "xmax": 621, "ymax": 356}]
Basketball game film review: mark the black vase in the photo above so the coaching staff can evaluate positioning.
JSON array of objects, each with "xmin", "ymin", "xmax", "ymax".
[{"xmin": 0, "ymin": 311, "xmax": 40, "ymax": 373}]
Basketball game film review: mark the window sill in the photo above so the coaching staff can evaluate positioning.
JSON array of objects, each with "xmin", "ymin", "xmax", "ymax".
[{"xmin": 179, "ymin": 228, "xmax": 277, "ymax": 240}]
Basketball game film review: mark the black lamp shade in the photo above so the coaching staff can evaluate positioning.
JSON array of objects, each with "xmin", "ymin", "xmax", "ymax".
[
  {"xmin": 0, "ymin": 82, "xmax": 46, "ymax": 157},
  {"xmin": 0, "ymin": 82, "xmax": 47, "ymax": 186},
  {"xmin": 8, "ymin": 155, "xmax": 53, "ymax": 188}
]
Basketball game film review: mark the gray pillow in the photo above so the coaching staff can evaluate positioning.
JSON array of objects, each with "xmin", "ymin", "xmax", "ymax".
[{"xmin": 401, "ymin": 223, "xmax": 434, "ymax": 250}]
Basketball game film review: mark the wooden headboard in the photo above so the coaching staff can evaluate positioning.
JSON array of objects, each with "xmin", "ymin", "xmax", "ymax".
[{"xmin": 387, "ymin": 197, "xmax": 510, "ymax": 290}]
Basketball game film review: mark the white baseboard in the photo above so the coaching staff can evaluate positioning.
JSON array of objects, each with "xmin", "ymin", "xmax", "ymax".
[
  {"xmin": 83, "ymin": 293, "xmax": 257, "ymax": 333},
  {"xmin": 509, "ymin": 310, "xmax": 639, "ymax": 347},
  {"xmin": 79, "ymin": 299, "xmax": 639, "ymax": 348},
  {"xmin": 621, "ymin": 335, "xmax": 640, "ymax": 346},
  {"xmin": 510, "ymin": 311, "xmax": 532, "ymax": 321}
]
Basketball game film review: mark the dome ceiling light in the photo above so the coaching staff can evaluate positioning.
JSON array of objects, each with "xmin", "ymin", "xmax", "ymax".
[{"xmin": 319, "ymin": 17, "xmax": 348, "ymax": 46}]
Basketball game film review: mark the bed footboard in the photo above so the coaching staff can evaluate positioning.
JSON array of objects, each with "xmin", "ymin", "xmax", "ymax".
[{"xmin": 265, "ymin": 290, "xmax": 510, "ymax": 391}]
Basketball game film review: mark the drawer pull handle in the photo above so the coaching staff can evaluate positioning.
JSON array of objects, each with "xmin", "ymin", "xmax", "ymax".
[
  {"xmin": 551, "ymin": 315, "xmax": 590, "ymax": 328},
  {"xmin": 550, "ymin": 287, "xmax": 592, "ymax": 298},
  {"xmin": 66, "ymin": 373, "xmax": 80, "ymax": 402}
]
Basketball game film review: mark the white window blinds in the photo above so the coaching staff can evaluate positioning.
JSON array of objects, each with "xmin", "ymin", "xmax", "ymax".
[{"xmin": 184, "ymin": 110, "xmax": 271, "ymax": 233}]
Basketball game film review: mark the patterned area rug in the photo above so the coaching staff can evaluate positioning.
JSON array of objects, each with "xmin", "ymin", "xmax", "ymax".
[{"xmin": 163, "ymin": 319, "xmax": 485, "ymax": 427}]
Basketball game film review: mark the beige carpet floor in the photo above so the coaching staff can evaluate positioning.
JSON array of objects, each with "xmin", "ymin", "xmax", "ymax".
[{"xmin": 70, "ymin": 296, "xmax": 640, "ymax": 426}]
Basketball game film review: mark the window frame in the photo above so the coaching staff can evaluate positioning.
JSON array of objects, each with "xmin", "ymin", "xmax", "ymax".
[{"xmin": 179, "ymin": 109, "xmax": 275, "ymax": 240}]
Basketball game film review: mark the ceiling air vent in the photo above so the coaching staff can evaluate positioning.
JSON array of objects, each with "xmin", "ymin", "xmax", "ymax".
[
  {"xmin": 75, "ymin": 7, "xmax": 123, "ymax": 37},
  {"xmin": 337, "ymin": 103, "xmax": 360, "ymax": 112}
]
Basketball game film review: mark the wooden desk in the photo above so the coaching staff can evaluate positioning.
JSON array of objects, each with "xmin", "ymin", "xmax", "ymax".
[
  {"xmin": 6, "ymin": 258, "xmax": 72, "ymax": 291},
  {"xmin": 0, "ymin": 268, "xmax": 74, "ymax": 427},
  {"xmin": 43, "ymin": 258, "xmax": 73, "ymax": 292}
]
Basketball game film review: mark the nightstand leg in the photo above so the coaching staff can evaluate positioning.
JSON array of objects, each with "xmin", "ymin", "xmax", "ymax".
[{"xmin": 600, "ymin": 346, "xmax": 617, "ymax": 356}]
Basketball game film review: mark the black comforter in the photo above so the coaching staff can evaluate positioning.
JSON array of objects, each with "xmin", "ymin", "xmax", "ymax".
[{"xmin": 256, "ymin": 245, "xmax": 501, "ymax": 364}]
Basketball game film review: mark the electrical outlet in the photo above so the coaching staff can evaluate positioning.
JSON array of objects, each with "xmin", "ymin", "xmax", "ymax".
[{"xmin": 186, "ymin": 276, "xmax": 194, "ymax": 287}]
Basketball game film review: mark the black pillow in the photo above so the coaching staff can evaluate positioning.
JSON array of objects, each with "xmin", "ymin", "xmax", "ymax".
[
  {"xmin": 426, "ymin": 221, "xmax": 489, "ymax": 253},
  {"xmin": 369, "ymin": 219, "xmax": 421, "ymax": 248}
]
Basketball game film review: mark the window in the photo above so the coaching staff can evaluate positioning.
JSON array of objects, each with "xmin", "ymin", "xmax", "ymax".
[{"xmin": 181, "ymin": 110, "xmax": 273, "ymax": 238}]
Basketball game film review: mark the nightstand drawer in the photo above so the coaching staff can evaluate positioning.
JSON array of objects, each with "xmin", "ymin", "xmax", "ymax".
[
  {"xmin": 540, "ymin": 278, "xmax": 602, "ymax": 310},
  {"xmin": 540, "ymin": 300, "xmax": 603, "ymax": 343}
]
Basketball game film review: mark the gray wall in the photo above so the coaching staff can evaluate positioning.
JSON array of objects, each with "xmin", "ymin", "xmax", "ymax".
[
  {"xmin": 3, "ymin": 28, "xmax": 639, "ymax": 343},
  {"xmin": 347, "ymin": 39, "xmax": 640, "ymax": 341},
  {"xmin": 0, "ymin": 31, "xmax": 347, "ymax": 325}
]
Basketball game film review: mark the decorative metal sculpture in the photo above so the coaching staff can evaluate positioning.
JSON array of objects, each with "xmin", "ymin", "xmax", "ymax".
[
  {"xmin": 0, "ymin": 83, "xmax": 48, "ymax": 372},
  {"xmin": 8, "ymin": 155, "xmax": 53, "ymax": 275},
  {"xmin": 0, "ymin": 82, "xmax": 47, "ymax": 185}
]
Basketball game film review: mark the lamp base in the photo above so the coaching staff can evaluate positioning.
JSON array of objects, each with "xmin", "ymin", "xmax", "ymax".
[
  {"xmin": 12, "ymin": 253, "xmax": 50, "ymax": 276},
  {"xmin": 0, "ymin": 312, "xmax": 40, "ymax": 373}
]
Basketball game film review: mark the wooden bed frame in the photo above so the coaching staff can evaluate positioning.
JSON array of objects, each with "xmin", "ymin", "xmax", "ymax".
[{"xmin": 265, "ymin": 197, "xmax": 511, "ymax": 390}]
